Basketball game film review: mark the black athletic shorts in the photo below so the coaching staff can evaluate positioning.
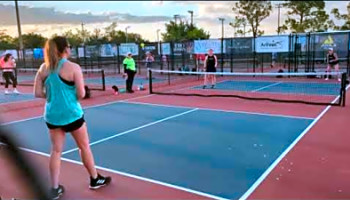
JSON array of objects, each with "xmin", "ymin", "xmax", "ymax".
[
  {"xmin": 46, "ymin": 116, "xmax": 85, "ymax": 132},
  {"xmin": 206, "ymin": 67, "xmax": 217, "ymax": 73}
]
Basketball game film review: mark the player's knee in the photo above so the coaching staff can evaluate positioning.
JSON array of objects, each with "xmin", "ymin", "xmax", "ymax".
[{"xmin": 51, "ymin": 145, "xmax": 63, "ymax": 154}]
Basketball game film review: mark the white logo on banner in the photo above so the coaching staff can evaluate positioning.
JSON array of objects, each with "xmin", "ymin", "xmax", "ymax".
[
  {"xmin": 119, "ymin": 43, "xmax": 139, "ymax": 56},
  {"xmin": 194, "ymin": 39, "xmax": 225, "ymax": 54},
  {"xmin": 255, "ymin": 36, "xmax": 289, "ymax": 53}
]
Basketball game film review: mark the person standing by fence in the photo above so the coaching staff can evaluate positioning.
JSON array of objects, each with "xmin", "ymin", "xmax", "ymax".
[
  {"xmin": 203, "ymin": 49, "xmax": 218, "ymax": 89},
  {"xmin": 123, "ymin": 52, "xmax": 137, "ymax": 93},
  {"xmin": 325, "ymin": 48, "xmax": 341, "ymax": 81},
  {"xmin": 145, "ymin": 51, "xmax": 154, "ymax": 79},
  {"xmin": 0, "ymin": 53, "xmax": 19, "ymax": 94}
]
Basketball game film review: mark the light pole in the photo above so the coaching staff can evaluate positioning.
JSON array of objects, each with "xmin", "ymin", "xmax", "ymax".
[
  {"xmin": 188, "ymin": 10, "xmax": 193, "ymax": 27},
  {"xmin": 218, "ymin": 18, "xmax": 225, "ymax": 73},
  {"xmin": 157, "ymin": 29, "xmax": 160, "ymax": 43},
  {"xmin": 14, "ymin": 0, "xmax": 23, "ymax": 56},
  {"xmin": 81, "ymin": 22, "xmax": 85, "ymax": 44},
  {"xmin": 174, "ymin": 14, "xmax": 180, "ymax": 24},
  {"xmin": 219, "ymin": 18, "xmax": 225, "ymax": 38},
  {"xmin": 276, "ymin": 3, "xmax": 283, "ymax": 35},
  {"xmin": 125, "ymin": 26, "xmax": 130, "ymax": 43}
]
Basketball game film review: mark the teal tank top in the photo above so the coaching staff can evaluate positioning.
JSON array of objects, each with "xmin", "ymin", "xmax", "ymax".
[{"xmin": 44, "ymin": 58, "xmax": 84, "ymax": 125}]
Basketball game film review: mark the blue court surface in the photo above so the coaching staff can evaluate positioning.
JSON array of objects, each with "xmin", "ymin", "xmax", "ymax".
[
  {"xmin": 0, "ymin": 93, "xmax": 36, "ymax": 104},
  {"xmin": 194, "ymin": 80, "xmax": 340, "ymax": 96},
  {"xmin": 1, "ymin": 102, "xmax": 313, "ymax": 199}
]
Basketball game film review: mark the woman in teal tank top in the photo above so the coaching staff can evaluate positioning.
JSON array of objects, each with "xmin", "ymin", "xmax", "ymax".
[{"xmin": 34, "ymin": 36, "xmax": 111, "ymax": 199}]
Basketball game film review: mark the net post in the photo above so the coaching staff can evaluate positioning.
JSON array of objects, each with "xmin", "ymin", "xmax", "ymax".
[
  {"xmin": 102, "ymin": 69, "xmax": 106, "ymax": 91},
  {"xmin": 340, "ymin": 72, "xmax": 347, "ymax": 107},
  {"xmin": 149, "ymin": 69, "xmax": 153, "ymax": 94}
]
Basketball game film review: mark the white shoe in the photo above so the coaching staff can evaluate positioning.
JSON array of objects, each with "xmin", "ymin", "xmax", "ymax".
[
  {"xmin": 13, "ymin": 89, "xmax": 20, "ymax": 94},
  {"xmin": 338, "ymin": 78, "xmax": 341, "ymax": 82},
  {"xmin": 4, "ymin": 89, "xmax": 9, "ymax": 95},
  {"xmin": 325, "ymin": 78, "xmax": 329, "ymax": 80}
]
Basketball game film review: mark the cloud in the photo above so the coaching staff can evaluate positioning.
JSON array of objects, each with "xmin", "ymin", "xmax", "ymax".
[
  {"xmin": 0, "ymin": 4, "xmax": 171, "ymax": 25},
  {"xmin": 108, "ymin": 12, "xmax": 172, "ymax": 24}
]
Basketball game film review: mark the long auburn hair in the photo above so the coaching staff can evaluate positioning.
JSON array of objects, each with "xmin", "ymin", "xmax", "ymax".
[{"xmin": 44, "ymin": 36, "xmax": 69, "ymax": 71}]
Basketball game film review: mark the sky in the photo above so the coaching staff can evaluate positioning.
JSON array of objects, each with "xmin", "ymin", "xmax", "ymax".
[{"xmin": 0, "ymin": 1, "xmax": 348, "ymax": 41}]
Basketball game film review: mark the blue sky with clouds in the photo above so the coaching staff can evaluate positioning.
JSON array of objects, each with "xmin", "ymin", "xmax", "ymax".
[{"xmin": 0, "ymin": 1, "xmax": 348, "ymax": 41}]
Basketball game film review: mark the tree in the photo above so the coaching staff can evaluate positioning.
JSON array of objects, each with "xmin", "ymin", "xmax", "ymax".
[
  {"xmin": 229, "ymin": 17, "xmax": 248, "ymax": 37},
  {"xmin": 281, "ymin": 1, "xmax": 331, "ymax": 33},
  {"xmin": 331, "ymin": 2, "xmax": 350, "ymax": 30},
  {"xmin": 0, "ymin": 31, "xmax": 16, "ymax": 50},
  {"xmin": 13, "ymin": 33, "xmax": 47, "ymax": 49},
  {"xmin": 62, "ymin": 30, "xmax": 84, "ymax": 47},
  {"xmin": 104, "ymin": 22, "xmax": 118, "ymax": 42},
  {"xmin": 232, "ymin": 0, "xmax": 272, "ymax": 38},
  {"xmin": 162, "ymin": 20, "xmax": 209, "ymax": 42},
  {"xmin": 87, "ymin": 28, "xmax": 109, "ymax": 45}
]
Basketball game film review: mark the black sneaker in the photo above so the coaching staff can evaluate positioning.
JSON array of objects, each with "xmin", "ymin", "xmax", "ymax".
[
  {"xmin": 211, "ymin": 85, "xmax": 215, "ymax": 89},
  {"xmin": 202, "ymin": 85, "xmax": 206, "ymax": 89},
  {"xmin": 89, "ymin": 174, "xmax": 111, "ymax": 190},
  {"xmin": 51, "ymin": 185, "xmax": 64, "ymax": 200}
]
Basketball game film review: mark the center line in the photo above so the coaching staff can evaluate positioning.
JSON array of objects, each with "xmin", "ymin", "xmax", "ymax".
[{"xmin": 251, "ymin": 82, "xmax": 283, "ymax": 92}]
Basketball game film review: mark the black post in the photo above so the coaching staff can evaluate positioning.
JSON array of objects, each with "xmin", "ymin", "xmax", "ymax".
[
  {"xmin": 341, "ymin": 73, "xmax": 347, "ymax": 106},
  {"xmin": 117, "ymin": 44, "xmax": 120, "ymax": 74},
  {"xmin": 219, "ymin": 18, "xmax": 225, "ymax": 73},
  {"xmin": 230, "ymin": 38, "xmax": 233, "ymax": 72},
  {"xmin": 261, "ymin": 54, "xmax": 264, "ymax": 73},
  {"xmin": 102, "ymin": 69, "xmax": 105, "ymax": 91},
  {"xmin": 253, "ymin": 36, "xmax": 256, "ymax": 73},
  {"xmin": 160, "ymin": 41, "xmax": 163, "ymax": 70},
  {"xmin": 311, "ymin": 33, "xmax": 316, "ymax": 72},
  {"xmin": 347, "ymin": 32, "xmax": 350, "ymax": 76},
  {"xmin": 171, "ymin": 41, "xmax": 175, "ymax": 70},
  {"xmin": 288, "ymin": 34, "xmax": 292, "ymax": 73},
  {"xmin": 149, "ymin": 69, "xmax": 153, "ymax": 94},
  {"xmin": 294, "ymin": 35, "xmax": 298, "ymax": 72}
]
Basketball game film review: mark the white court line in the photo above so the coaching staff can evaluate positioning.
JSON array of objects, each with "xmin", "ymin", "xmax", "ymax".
[
  {"xmin": 62, "ymin": 108, "xmax": 198, "ymax": 155},
  {"xmin": 0, "ymin": 93, "xmax": 155, "ymax": 126},
  {"xmin": 239, "ymin": 84, "xmax": 350, "ymax": 200},
  {"xmin": 251, "ymin": 82, "xmax": 283, "ymax": 92},
  {"xmin": 121, "ymin": 101, "xmax": 315, "ymax": 120},
  {"xmin": 5, "ymin": 146, "xmax": 228, "ymax": 200}
]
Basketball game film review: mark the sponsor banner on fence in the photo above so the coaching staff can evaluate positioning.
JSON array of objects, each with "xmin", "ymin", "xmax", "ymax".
[
  {"xmin": 100, "ymin": 44, "xmax": 117, "ymax": 57},
  {"xmin": 255, "ymin": 36, "xmax": 289, "ymax": 53},
  {"xmin": 33, "ymin": 48, "xmax": 44, "ymax": 59},
  {"xmin": 297, "ymin": 36, "xmax": 307, "ymax": 52},
  {"xmin": 119, "ymin": 43, "xmax": 139, "ymax": 56},
  {"xmin": 86, "ymin": 45, "xmax": 99, "ymax": 58},
  {"xmin": 24, "ymin": 49, "xmax": 33, "ymax": 59},
  {"xmin": 78, "ymin": 47, "xmax": 85, "ymax": 58},
  {"xmin": 173, "ymin": 43, "xmax": 185, "ymax": 56},
  {"xmin": 140, "ymin": 43, "xmax": 158, "ymax": 57},
  {"xmin": 225, "ymin": 38, "xmax": 253, "ymax": 54},
  {"xmin": 315, "ymin": 33, "xmax": 349, "ymax": 57},
  {"xmin": 194, "ymin": 39, "xmax": 225, "ymax": 54},
  {"xmin": 158, "ymin": 43, "xmax": 171, "ymax": 55},
  {"xmin": 315, "ymin": 33, "xmax": 348, "ymax": 51},
  {"xmin": 70, "ymin": 48, "xmax": 78, "ymax": 58},
  {"xmin": 0, "ymin": 49, "xmax": 18, "ymax": 59}
]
